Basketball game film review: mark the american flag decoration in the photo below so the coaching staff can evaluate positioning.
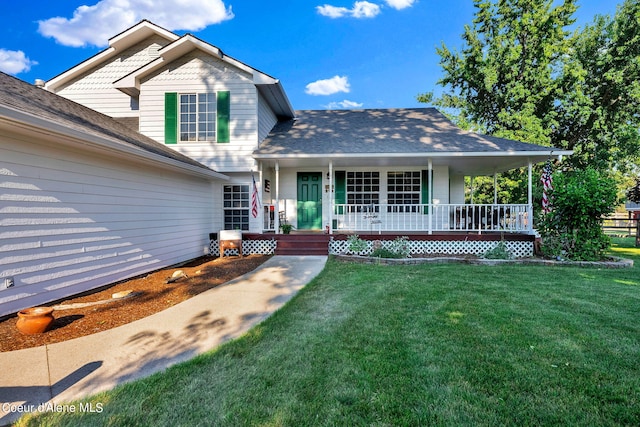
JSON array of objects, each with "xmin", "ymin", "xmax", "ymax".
[
  {"xmin": 251, "ymin": 173, "xmax": 260, "ymax": 219},
  {"xmin": 541, "ymin": 160, "xmax": 553, "ymax": 214}
]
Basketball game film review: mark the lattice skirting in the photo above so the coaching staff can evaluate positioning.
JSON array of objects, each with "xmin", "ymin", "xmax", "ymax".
[
  {"xmin": 329, "ymin": 238, "xmax": 533, "ymax": 258},
  {"xmin": 209, "ymin": 239, "xmax": 277, "ymax": 256}
]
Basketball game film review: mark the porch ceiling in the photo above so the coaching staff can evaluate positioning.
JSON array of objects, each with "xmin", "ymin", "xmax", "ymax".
[{"xmin": 254, "ymin": 152, "xmax": 566, "ymax": 176}]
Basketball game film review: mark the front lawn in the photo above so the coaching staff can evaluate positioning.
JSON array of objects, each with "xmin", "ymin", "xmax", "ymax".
[{"xmin": 19, "ymin": 238, "xmax": 640, "ymax": 426}]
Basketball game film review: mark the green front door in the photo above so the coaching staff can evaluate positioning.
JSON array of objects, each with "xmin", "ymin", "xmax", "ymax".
[{"xmin": 297, "ymin": 172, "xmax": 322, "ymax": 230}]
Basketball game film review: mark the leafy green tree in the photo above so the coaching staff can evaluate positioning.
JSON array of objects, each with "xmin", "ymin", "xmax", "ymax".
[
  {"xmin": 464, "ymin": 175, "xmax": 527, "ymax": 204},
  {"xmin": 421, "ymin": 0, "xmax": 577, "ymax": 145},
  {"xmin": 555, "ymin": 0, "xmax": 640, "ymax": 172},
  {"xmin": 420, "ymin": 0, "xmax": 640, "ymax": 204},
  {"xmin": 538, "ymin": 168, "xmax": 618, "ymax": 260},
  {"xmin": 417, "ymin": 0, "xmax": 577, "ymax": 204}
]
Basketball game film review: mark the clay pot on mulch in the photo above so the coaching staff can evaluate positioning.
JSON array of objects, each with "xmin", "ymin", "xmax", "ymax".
[{"xmin": 16, "ymin": 307, "xmax": 55, "ymax": 335}]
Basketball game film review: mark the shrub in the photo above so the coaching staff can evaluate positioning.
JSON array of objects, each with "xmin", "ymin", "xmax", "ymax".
[
  {"xmin": 346, "ymin": 234, "xmax": 369, "ymax": 255},
  {"xmin": 537, "ymin": 167, "xmax": 618, "ymax": 261},
  {"xmin": 483, "ymin": 241, "xmax": 514, "ymax": 259},
  {"xmin": 372, "ymin": 236, "xmax": 411, "ymax": 259}
]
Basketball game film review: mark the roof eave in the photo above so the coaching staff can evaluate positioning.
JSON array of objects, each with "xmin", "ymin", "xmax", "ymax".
[
  {"xmin": 254, "ymin": 150, "xmax": 573, "ymax": 160},
  {"xmin": 256, "ymin": 82, "xmax": 295, "ymax": 120}
]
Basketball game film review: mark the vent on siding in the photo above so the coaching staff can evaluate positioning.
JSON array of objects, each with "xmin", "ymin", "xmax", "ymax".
[{"xmin": 147, "ymin": 44, "xmax": 161, "ymax": 59}]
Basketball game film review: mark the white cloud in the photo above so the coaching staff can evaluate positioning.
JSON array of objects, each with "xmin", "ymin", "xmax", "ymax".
[
  {"xmin": 316, "ymin": 5, "xmax": 351, "ymax": 18},
  {"xmin": 352, "ymin": 1, "xmax": 381, "ymax": 18},
  {"xmin": 305, "ymin": 75, "xmax": 351, "ymax": 96},
  {"xmin": 0, "ymin": 49, "xmax": 38, "ymax": 75},
  {"xmin": 384, "ymin": 0, "xmax": 416, "ymax": 9},
  {"xmin": 325, "ymin": 100, "xmax": 364, "ymax": 109},
  {"xmin": 317, "ymin": 1, "xmax": 380, "ymax": 19},
  {"xmin": 37, "ymin": 0, "xmax": 234, "ymax": 47}
]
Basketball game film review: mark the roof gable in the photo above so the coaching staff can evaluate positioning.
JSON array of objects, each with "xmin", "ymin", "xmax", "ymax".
[
  {"xmin": 45, "ymin": 20, "xmax": 295, "ymax": 119},
  {"xmin": 45, "ymin": 21, "xmax": 179, "ymax": 92}
]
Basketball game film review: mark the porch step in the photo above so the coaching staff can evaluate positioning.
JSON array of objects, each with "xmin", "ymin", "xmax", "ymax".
[{"xmin": 274, "ymin": 234, "xmax": 331, "ymax": 256}]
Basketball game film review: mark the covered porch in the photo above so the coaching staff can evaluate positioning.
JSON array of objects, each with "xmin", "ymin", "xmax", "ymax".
[
  {"xmin": 253, "ymin": 109, "xmax": 571, "ymax": 237},
  {"xmin": 257, "ymin": 155, "xmax": 548, "ymax": 236}
]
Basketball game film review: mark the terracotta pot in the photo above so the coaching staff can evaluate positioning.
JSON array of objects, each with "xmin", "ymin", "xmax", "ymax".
[{"xmin": 16, "ymin": 307, "xmax": 55, "ymax": 335}]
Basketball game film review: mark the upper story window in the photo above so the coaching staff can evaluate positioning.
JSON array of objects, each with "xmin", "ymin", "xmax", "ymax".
[
  {"xmin": 180, "ymin": 93, "xmax": 216, "ymax": 142},
  {"xmin": 165, "ymin": 91, "xmax": 230, "ymax": 144}
]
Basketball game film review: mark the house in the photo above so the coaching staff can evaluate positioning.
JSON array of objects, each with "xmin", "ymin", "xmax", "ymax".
[
  {"xmin": 1, "ymin": 20, "xmax": 571, "ymax": 314},
  {"xmin": 44, "ymin": 20, "xmax": 569, "ymax": 236},
  {"xmin": 0, "ymin": 71, "xmax": 227, "ymax": 317}
]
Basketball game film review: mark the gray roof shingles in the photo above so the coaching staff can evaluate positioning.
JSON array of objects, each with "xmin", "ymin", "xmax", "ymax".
[
  {"xmin": 256, "ymin": 108, "xmax": 556, "ymax": 156},
  {"xmin": 0, "ymin": 72, "xmax": 212, "ymax": 172}
]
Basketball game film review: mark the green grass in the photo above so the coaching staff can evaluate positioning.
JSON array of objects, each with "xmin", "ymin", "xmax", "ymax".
[{"xmin": 20, "ymin": 238, "xmax": 640, "ymax": 426}]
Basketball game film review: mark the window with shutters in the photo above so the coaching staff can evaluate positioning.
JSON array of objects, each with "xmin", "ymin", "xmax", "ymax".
[
  {"xmin": 179, "ymin": 93, "xmax": 216, "ymax": 142},
  {"xmin": 165, "ymin": 91, "xmax": 229, "ymax": 144}
]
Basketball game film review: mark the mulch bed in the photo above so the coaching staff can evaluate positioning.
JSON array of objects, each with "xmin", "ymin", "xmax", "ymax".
[{"xmin": 0, "ymin": 255, "xmax": 270, "ymax": 353}]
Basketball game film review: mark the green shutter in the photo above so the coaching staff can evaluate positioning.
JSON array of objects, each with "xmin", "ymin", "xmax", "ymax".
[
  {"xmin": 422, "ymin": 170, "xmax": 430, "ymax": 214},
  {"xmin": 164, "ymin": 92, "xmax": 178, "ymax": 144},
  {"xmin": 334, "ymin": 171, "xmax": 346, "ymax": 215},
  {"xmin": 217, "ymin": 90, "xmax": 230, "ymax": 143}
]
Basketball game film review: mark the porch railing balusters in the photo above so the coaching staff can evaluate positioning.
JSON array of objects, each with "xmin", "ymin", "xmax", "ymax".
[{"xmin": 330, "ymin": 203, "xmax": 530, "ymax": 233}]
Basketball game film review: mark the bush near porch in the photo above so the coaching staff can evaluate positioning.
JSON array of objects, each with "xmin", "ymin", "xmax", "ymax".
[{"xmin": 538, "ymin": 167, "xmax": 618, "ymax": 261}]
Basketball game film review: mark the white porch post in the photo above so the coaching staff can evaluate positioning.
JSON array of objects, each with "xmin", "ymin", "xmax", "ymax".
[
  {"xmin": 275, "ymin": 161, "xmax": 280, "ymax": 234},
  {"xmin": 428, "ymin": 158, "xmax": 433, "ymax": 235},
  {"xmin": 527, "ymin": 160, "xmax": 533, "ymax": 233},
  {"xmin": 493, "ymin": 172, "xmax": 498, "ymax": 204},
  {"xmin": 258, "ymin": 162, "xmax": 264, "ymax": 232},
  {"xmin": 328, "ymin": 161, "xmax": 333, "ymax": 235}
]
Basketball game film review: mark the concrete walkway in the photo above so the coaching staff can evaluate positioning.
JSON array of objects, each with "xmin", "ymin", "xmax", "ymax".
[{"xmin": 0, "ymin": 256, "xmax": 327, "ymax": 426}]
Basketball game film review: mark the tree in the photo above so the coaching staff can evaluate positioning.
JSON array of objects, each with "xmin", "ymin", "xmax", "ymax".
[
  {"xmin": 554, "ymin": 0, "xmax": 640, "ymax": 172},
  {"xmin": 417, "ymin": 0, "xmax": 577, "ymax": 204},
  {"xmin": 421, "ymin": 0, "xmax": 577, "ymax": 145}
]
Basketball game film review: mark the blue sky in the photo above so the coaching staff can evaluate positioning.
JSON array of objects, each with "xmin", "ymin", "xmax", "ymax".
[{"xmin": 0, "ymin": 0, "xmax": 620, "ymax": 111}]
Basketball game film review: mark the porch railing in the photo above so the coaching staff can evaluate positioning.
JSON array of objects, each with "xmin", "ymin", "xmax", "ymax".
[{"xmin": 332, "ymin": 204, "xmax": 531, "ymax": 233}]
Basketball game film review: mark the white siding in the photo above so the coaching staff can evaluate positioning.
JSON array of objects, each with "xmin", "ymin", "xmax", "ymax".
[
  {"xmin": 449, "ymin": 174, "xmax": 465, "ymax": 204},
  {"xmin": 53, "ymin": 35, "xmax": 172, "ymax": 118},
  {"xmin": 139, "ymin": 52, "xmax": 260, "ymax": 172},
  {"xmin": 0, "ymin": 133, "xmax": 220, "ymax": 317},
  {"xmin": 257, "ymin": 94, "xmax": 278, "ymax": 143},
  {"xmin": 432, "ymin": 165, "xmax": 449, "ymax": 204}
]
